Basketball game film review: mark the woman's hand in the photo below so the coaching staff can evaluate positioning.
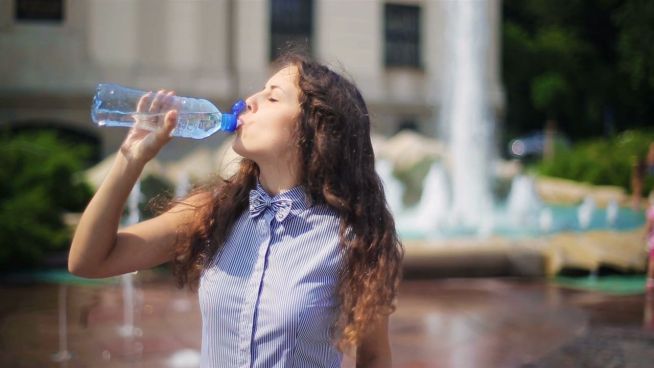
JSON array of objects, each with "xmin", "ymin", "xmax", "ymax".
[{"xmin": 120, "ymin": 89, "xmax": 178, "ymax": 166}]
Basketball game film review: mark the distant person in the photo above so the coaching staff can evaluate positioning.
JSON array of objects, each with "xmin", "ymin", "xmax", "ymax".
[
  {"xmin": 68, "ymin": 53, "xmax": 403, "ymax": 367},
  {"xmin": 646, "ymin": 191, "xmax": 654, "ymax": 291},
  {"xmin": 631, "ymin": 142, "xmax": 654, "ymax": 210},
  {"xmin": 645, "ymin": 292, "xmax": 654, "ymax": 329}
]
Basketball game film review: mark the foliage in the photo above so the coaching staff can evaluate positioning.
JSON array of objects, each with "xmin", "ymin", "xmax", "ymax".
[
  {"xmin": 536, "ymin": 129, "xmax": 654, "ymax": 192},
  {"xmin": 0, "ymin": 132, "xmax": 93, "ymax": 269},
  {"xmin": 503, "ymin": 0, "xmax": 654, "ymax": 142},
  {"xmin": 139, "ymin": 174, "xmax": 174, "ymax": 220},
  {"xmin": 615, "ymin": 0, "xmax": 654, "ymax": 89}
]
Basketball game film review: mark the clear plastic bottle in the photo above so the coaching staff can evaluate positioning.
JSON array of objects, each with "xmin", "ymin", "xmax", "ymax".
[{"xmin": 91, "ymin": 83, "xmax": 245, "ymax": 139}]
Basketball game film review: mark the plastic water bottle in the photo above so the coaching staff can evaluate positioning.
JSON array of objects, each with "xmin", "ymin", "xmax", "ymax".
[{"xmin": 91, "ymin": 83, "xmax": 246, "ymax": 139}]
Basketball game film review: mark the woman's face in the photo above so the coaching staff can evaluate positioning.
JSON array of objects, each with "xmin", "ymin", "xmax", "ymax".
[{"xmin": 233, "ymin": 65, "xmax": 302, "ymax": 167}]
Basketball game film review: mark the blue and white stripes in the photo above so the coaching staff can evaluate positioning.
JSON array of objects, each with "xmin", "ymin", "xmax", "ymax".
[{"xmin": 199, "ymin": 182, "xmax": 344, "ymax": 367}]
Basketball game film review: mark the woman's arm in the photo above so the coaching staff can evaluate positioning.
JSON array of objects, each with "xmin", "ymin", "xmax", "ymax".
[
  {"xmin": 356, "ymin": 315, "xmax": 392, "ymax": 368},
  {"xmin": 69, "ymin": 91, "xmax": 185, "ymax": 278},
  {"xmin": 68, "ymin": 152, "xmax": 205, "ymax": 278}
]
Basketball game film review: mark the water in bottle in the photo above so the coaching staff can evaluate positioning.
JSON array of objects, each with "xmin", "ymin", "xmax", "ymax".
[{"xmin": 91, "ymin": 83, "xmax": 246, "ymax": 139}]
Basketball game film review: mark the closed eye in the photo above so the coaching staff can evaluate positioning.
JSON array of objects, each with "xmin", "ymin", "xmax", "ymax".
[{"xmin": 268, "ymin": 98, "xmax": 278, "ymax": 102}]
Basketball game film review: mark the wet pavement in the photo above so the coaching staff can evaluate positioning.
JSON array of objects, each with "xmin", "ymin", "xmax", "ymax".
[{"xmin": 1, "ymin": 273, "xmax": 653, "ymax": 368}]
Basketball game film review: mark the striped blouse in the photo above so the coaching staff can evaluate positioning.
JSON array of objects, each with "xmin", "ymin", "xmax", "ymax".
[{"xmin": 199, "ymin": 182, "xmax": 345, "ymax": 367}]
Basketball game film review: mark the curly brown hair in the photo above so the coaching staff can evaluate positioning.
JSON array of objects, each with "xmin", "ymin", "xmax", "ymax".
[{"xmin": 170, "ymin": 53, "xmax": 404, "ymax": 351}]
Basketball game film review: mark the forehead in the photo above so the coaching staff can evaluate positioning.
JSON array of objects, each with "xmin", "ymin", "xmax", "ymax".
[{"xmin": 268, "ymin": 65, "xmax": 300, "ymax": 89}]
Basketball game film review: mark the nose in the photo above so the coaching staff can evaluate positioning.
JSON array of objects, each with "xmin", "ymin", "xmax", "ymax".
[{"xmin": 245, "ymin": 93, "xmax": 258, "ymax": 114}]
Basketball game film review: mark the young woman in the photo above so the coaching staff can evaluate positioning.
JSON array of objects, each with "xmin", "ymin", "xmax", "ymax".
[{"xmin": 69, "ymin": 53, "xmax": 404, "ymax": 367}]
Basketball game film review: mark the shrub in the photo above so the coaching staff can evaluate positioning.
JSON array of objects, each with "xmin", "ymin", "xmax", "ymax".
[
  {"xmin": 0, "ymin": 132, "xmax": 93, "ymax": 269},
  {"xmin": 536, "ymin": 129, "xmax": 654, "ymax": 193},
  {"xmin": 140, "ymin": 174, "xmax": 175, "ymax": 220}
]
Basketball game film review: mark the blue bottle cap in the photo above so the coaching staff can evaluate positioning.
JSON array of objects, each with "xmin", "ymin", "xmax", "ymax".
[
  {"xmin": 221, "ymin": 99, "xmax": 246, "ymax": 132},
  {"xmin": 231, "ymin": 99, "xmax": 246, "ymax": 117}
]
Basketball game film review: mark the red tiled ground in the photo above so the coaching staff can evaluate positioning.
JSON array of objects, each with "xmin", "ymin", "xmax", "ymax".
[{"xmin": 1, "ymin": 274, "xmax": 653, "ymax": 367}]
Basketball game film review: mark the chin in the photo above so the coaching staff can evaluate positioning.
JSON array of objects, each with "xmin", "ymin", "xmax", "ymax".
[{"xmin": 231, "ymin": 139, "xmax": 255, "ymax": 161}]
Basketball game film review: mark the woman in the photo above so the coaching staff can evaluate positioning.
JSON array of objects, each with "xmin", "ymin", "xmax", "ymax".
[
  {"xmin": 69, "ymin": 53, "xmax": 404, "ymax": 367},
  {"xmin": 646, "ymin": 191, "xmax": 654, "ymax": 291},
  {"xmin": 631, "ymin": 142, "xmax": 654, "ymax": 210}
]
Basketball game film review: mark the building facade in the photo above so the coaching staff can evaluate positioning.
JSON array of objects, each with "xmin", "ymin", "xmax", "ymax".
[{"xmin": 0, "ymin": 0, "xmax": 502, "ymax": 162}]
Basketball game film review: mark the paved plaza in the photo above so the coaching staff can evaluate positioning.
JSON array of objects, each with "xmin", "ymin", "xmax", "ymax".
[{"xmin": 1, "ymin": 272, "xmax": 653, "ymax": 368}]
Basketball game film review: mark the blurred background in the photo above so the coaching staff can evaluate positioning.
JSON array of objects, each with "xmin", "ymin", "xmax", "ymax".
[{"xmin": 1, "ymin": 0, "xmax": 654, "ymax": 367}]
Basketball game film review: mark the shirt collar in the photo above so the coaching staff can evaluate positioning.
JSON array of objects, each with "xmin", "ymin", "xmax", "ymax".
[{"xmin": 254, "ymin": 180, "xmax": 311, "ymax": 217}]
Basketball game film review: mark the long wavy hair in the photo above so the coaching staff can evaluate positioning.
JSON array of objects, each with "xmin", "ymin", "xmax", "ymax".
[{"xmin": 171, "ymin": 53, "xmax": 404, "ymax": 351}]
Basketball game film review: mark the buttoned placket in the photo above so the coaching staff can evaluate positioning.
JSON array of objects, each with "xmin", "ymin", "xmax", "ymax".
[{"xmin": 236, "ymin": 210, "xmax": 275, "ymax": 368}]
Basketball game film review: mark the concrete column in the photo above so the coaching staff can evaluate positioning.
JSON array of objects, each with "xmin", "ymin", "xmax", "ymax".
[
  {"xmin": 166, "ymin": 0, "xmax": 203, "ymax": 71},
  {"xmin": 315, "ymin": 0, "xmax": 382, "ymax": 101},
  {"xmin": 234, "ymin": 0, "xmax": 269, "ymax": 97},
  {"xmin": 87, "ymin": 0, "xmax": 138, "ymax": 68}
]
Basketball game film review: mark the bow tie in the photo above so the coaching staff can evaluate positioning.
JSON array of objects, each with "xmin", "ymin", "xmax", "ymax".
[{"xmin": 249, "ymin": 189, "xmax": 293, "ymax": 222}]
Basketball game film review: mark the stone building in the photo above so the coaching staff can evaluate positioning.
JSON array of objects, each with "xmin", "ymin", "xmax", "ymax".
[{"xmin": 0, "ymin": 0, "xmax": 502, "ymax": 163}]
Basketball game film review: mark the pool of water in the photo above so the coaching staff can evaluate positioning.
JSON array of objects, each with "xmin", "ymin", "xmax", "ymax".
[{"xmin": 398, "ymin": 204, "xmax": 645, "ymax": 240}]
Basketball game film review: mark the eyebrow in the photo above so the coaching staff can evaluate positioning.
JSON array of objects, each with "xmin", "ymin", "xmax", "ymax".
[{"xmin": 267, "ymin": 84, "xmax": 287, "ymax": 95}]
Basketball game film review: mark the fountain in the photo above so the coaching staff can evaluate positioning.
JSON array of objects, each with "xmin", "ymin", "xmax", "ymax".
[
  {"xmin": 164, "ymin": 178, "xmax": 202, "ymax": 367},
  {"xmin": 539, "ymin": 207, "xmax": 554, "ymax": 234},
  {"xmin": 374, "ymin": 0, "xmax": 644, "ymax": 240},
  {"xmin": 116, "ymin": 180, "xmax": 143, "ymax": 362},
  {"xmin": 175, "ymin": 170, "xmax": 191, "ymax": 199},
  {"xmin": 376, "ymin": 159, "xmax": 404, "ymax": 216},
  {"xmin": 577, "ymin": 196, "xmax": 596, "ymax": 231},
  {"xmin": 380, "ymin": 0, "xmax": 498, "ymax": 238},
  {"xmin": 51, "ymin": 283, "xmax": 72, "ymax": 364},
  {"xmin": 506, "ymin": 175, "xmax": 543, "ymax": 228},
  {"xmin": 167, "ymin": 349, "xmax": 202, "ymax": 368},
  {"xmin": 606, "ymin": 199, "xmax": 619, "ymax": 228},
  {"xmin": 394, "ymin": 163, "xmax": 451, "ymax": 236},
  {"xmin": 414, "ymin": 163, "xmax": 451, "ymax": 231},
  {"xmin": 373, "ymin": 0, "xmax": 647, "ymax": 279},
  {"xmin": 440, "ymin": 0, "xmax": 495, "ymax": 230}
]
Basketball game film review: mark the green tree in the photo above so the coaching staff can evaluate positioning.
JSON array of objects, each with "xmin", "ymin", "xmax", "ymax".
[
  {"xmin": 537, "ymin": 129, "xmax": 654, "ymax": 192},
  {"xmin": 502, "ymin": 0, "xmax": 654, "ymax": 144},
  {"xmin": 0, "ymin": 132, "xmax": 93, "ymax": 269},
  {"xmin": 615, "ymin": 0, "xmax": 654, "ymax": 89}
]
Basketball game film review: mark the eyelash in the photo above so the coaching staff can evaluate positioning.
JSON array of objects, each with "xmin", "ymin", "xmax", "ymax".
[{"xmin": 268, "ymin": 98, "xmax": 278, "ymax": 102}]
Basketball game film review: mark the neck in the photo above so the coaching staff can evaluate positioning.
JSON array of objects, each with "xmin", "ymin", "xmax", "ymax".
[{"xmin": 257, "ymin": 161, "xmax": 300, "ymax": 196}]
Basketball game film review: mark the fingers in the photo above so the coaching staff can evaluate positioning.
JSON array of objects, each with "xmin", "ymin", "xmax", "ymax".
[
  {"xmin": 137, "ymin": 89, "xmax": 175, "ymax": 114},
  {"xmin": 138, "ymin": 109, "xmax": 177, "ymax": 157},
  {"xmin": 136, "ymin": 91, "xmax": 153, "ymax": 113},
  {"xmin": 148, "ymin": 89, "xmax": 167, "ymax": 113},
  {"xmin": 134, "ymin": 89, "xmax": 176, "ymax": 132},
  {"xmin": 124, "ymin": 89, "xmax": 178, "ymax": 163},
  {"xmin": 159, "ymin": 91, "xmax": 176, "ymax": 113},
  {"xmin": 161, "ymin": 109, "xmax": 178, "ymax": 139},
  {"xmin": 157, "ymin": 91, "xmax": 176, "ymax": 137}
]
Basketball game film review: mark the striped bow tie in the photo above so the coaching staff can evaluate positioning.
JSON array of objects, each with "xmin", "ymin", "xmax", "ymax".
[{"xmin": 249, "ymin": 189, "xmax": 293, "ymax": 222}]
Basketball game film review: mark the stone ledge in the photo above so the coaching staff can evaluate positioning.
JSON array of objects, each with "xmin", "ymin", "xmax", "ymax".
[{"xmin": 402, "ymin": 229, "xmax": 647, "ymax": 278}]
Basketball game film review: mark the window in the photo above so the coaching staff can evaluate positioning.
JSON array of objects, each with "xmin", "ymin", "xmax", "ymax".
[
  {"xmin": 15, "ymin": 0, "xmax": 64, "ymax": 23},
  {"xmin": 269, "ymin": 0, "xmax": 313, "ymax": 61},
  {"xmin": 384, "ymin": 3, "xmax": 421, "ymax": 68}
]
